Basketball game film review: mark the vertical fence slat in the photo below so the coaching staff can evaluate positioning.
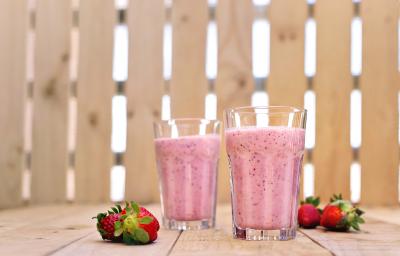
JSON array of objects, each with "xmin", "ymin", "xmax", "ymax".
[
  {"xmin": 125, "ymin": 0, "xmax": 164, "ymax": 203},
  {"xmin": 31, "ymin": 0, "xmax": 71, "ymax": 204},
  {"xmin": 313, "ymin": 1, "xmax": 353, "ymax": 202},
  {"xmin": 360, "ymin": 0, "xmax": 399, "ymax": 205},
  {"xmin": 170, "ymin": 0, "xmax": 208, "ymax": 118},
  {"xmin": 215, "ymin": 0, "xmax": 253, "ymax": 202},
  {"xmin": 268, "ymin": 0, "xmax": 307, "ymax": 106},
  {"xmin": 0, "ymin": 1, "xmax": 27, "ymax": 208},
  {"xmin": 75, "ymin": 0, "xmax": 115, "ymax": 203},
  {"xmin": 269, "ymin": 0, "xmax": 307, "ymax": 199}
]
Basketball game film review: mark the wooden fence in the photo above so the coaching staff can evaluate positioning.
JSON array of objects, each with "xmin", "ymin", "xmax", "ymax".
[{"xmin": 0, "ymin": 0, "xmax": 399, "ymax": 208}]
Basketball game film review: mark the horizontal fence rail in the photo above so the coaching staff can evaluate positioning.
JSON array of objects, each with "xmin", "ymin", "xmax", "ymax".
[{"xmin": 0, "ymin": 0, "xmax": 399, "ymax": 208}]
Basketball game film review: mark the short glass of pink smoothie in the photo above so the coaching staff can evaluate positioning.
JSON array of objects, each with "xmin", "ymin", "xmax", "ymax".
[
  {"xmin": 224, "ymin": 106, "xmax": 306, "ymax": 240},
  {"xmin": 154, "ymin": 119, "xmax": 221, "ymax": 230}
]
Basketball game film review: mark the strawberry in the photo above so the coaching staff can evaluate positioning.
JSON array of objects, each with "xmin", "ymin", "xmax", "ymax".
[
  {"xmin": 320, "ymin": 194, "xmax": 365, "ymax": 231},
  {"xmin": 94, "ymin": 202, "xmax": 159, "ymax": 244},
  {"xmin": 113, "ymin": 201, "xmax": 160, "ymax": 245},
  {"xmin": 298, "ymin": 196, "xmax": 321, "ymax": 229},
  {"xmin": 94, "ymin": 204, "xmax": 125, "ymax": 241}
]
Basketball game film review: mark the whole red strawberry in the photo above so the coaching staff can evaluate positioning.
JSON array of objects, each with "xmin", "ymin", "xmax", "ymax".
[
  {"xmin": 94, "ymin": 202, "xmax": 159, "ymax": 244},
  {"xmin": 94, "ymin": 205, "xmax": 125, "ymax": 241},
  {"xmin": 321, "ymin": 194, "xmax": 364, "ymax": 231},
  {"xmin": 321, "ymin": 205, "xmax": 343, "ymax": 229},
  {"xmin": 298, "ymin": 196, "xmax": 321, "ymax": 229}
]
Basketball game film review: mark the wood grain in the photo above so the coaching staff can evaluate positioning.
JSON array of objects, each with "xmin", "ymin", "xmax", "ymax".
[
  {"xmin": 313, "ymin": 0, "xmax": 353, "ymax": 202},
  {"xmin": 125, "ymin": 0, "xmax": 164, "ymax": 203},
  {"xmin": 31, "ymin": 0, "xmax": 71, "ymax": 204},
  {"xmin": 360, "ymin": 0, "xmax": 399, "ymax": 205},
  {"xmin": 301, "ymin": 217, "xmax": 400, "ymax": 256},
  {"xmin": 215, "ymin": 0, "xmax": 254, "ymax": 203},
  {"xmin": 0, "ymin": 204, "xmax": 107, "ymax": 256},
  {"xmin": 268, "ymin": 0, "xmax": 307, "ymax": 106},
  {"xmin": 170, "ymin": 205, "xmax": 331, "ymax": 256},
  {"xmin": 75, "ymin": 0, "xmax": 115, "ymax": 203},
  {"xmin": 0, "ymin": 205, "xmax": 81, "ymax": 235},
  {"xmin": 363, "ymin": 207, "xmax": 400, "ymax": 226},
  {"xmin": 170, "ymin": 0, "xmax": 208, "ymax": 118},
  {"xmin": 0, "ymin": 0, "xmax": 27, "ymax": 208}
]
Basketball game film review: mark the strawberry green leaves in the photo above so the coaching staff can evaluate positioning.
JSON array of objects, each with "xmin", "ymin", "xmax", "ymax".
[
  {"xmin": 139, "ymin": 216, "xmax": 153, "ymax": 225},
  {"xmin": 131, "ymin": 201, "xmax": 140, "ymax": 215},
  {"xmin": 330, "ymin": 193, "xmax": 343, "ymax": 202},
  {"xmin": 133, "ymin": 228, "xmax": 150, "ymax": 244},
  {"xmin": 93, "ymin": 212, "xmax": 106, "ymax": 222},
  {"xmin": 114, "ymin": 221, "xmax": 123, "ymax": 237},
  {"xmin": 122, "ymin": 201, "xmax": 140, "ymax": 216},
  {"xmin": 122, "ymin": 231, "xmax": 136, "ymax": 245},
  {"xmin": 301, "ymin": 196, "xmax": 320, "ymax": 207}
]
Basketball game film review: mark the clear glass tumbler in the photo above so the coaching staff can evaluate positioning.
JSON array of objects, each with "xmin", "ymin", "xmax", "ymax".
[
  {"xmin": 154, "ymin": 118, "xmax": 221, "ymax": 230},
  {"xmin": 224, "ymin": 106, "xmax": 307, "ymax": 240}
]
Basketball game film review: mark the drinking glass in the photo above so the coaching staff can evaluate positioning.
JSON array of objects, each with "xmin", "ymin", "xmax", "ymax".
[
  {"xmin": 224, "ymin": 106, "xmax": 307, "ymax": 240},
  {"xmin": 154, "ymin": 118, "xmax": 221, "ymax": 230}
]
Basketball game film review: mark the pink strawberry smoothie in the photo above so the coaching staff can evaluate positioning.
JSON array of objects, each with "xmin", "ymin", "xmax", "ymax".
[
  {"xmin": 155, "ymin": 134, "xmax": 220, "ymax": 221},
  {"xmin": 226, "ymin": 126, "xmax": 305, "ymax": 230}
]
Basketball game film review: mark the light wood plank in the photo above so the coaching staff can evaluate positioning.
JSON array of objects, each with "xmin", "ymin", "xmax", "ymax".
[
  {"xmin": 170, "ymin": 205, "xmax": 330, "ymax": 256},
  {"xmin": 215, "ymin": 0, "xmax": 254, "ymax": 203},
  {"xmin": 31, "ymin": 0, "xmax": 71, "ymax": 204},
  {"xmin": 0, "ymin": 205, "xmax": 89, "ymax": 235},
  {"xmin": 170, "ymin": 0, "xmax": 208, "ymax": 118},
  {"xmin": 301, "ymin": 217, "xmax": 400, "ymax": 256},
  {"xmin": 268, "ymin": 0, "xmax": 307, "ymax": 106},
  {"xmin": 75, "ymin": 0, "xmax": 115, "ymax": 203},
  {"xmin": 0, "ymin": 0, "xmax": 27, "ymax": 208},
  {"xmin": 360, "ymin": 0, "xmax": 399, "ymax": 205},
  {"xmin": 313, "ymin": 0, "xmax": 353, "ymax": 202},
  {"xmin": 363, "ymin": 207, "xmax": 400, "ymax": 226},
  {"xmin": 125, "ymin": 0, "xmax": 164, "ymax": 203},
  {"xmin": 0, "ymin": 204, "xmax": 108, "ymax": 256}
]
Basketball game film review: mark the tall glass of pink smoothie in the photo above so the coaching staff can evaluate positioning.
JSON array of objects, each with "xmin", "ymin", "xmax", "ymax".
[
  {"xmin": 224, "ymin": 106, "xmax": 306, "ymax": 240},
  {"xmin": 154, "ymin": 119, "xmax": 220, "ymax": 230}
]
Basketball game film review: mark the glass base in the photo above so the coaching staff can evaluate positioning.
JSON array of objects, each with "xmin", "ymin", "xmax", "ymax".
[
  {"xmin": 163, "ymin": 217, "xmax": 215, "ymax": 230},
  {"xmin": 233, "ymin": 225, "xmax": 296, "ymax": 241}
]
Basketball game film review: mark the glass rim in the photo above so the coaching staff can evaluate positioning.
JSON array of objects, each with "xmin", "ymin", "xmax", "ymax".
[
  {"xmin": 225, "ymin": 105, "xmax": 307, "ymax": 115},
  {"xmin": 154, "ymin": 118, "xmax": 221, "ymax": 126}
]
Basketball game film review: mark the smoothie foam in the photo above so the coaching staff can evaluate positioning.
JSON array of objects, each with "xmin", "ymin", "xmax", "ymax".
[
  {"xmin": 226, "ymin": 126, "xmax": 305, "ymax": 230},
  {"xmin": 155, "ymin": 134, "xmax": 220, "ymax": 221}
]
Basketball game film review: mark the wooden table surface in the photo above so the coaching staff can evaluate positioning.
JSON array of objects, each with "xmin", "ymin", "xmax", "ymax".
[{"xmin": 1, "ymin": 204, "xmax": 399, "ymax": 256}]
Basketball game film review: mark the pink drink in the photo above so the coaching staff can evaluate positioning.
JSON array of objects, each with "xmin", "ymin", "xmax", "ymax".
[
  {"xmin": 155, "ymin": 134, "xmax": 220, "ymax": 221},
  {"xmin": 226, "ymin": 126, "xmax": 305, "ymax": 230}
]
